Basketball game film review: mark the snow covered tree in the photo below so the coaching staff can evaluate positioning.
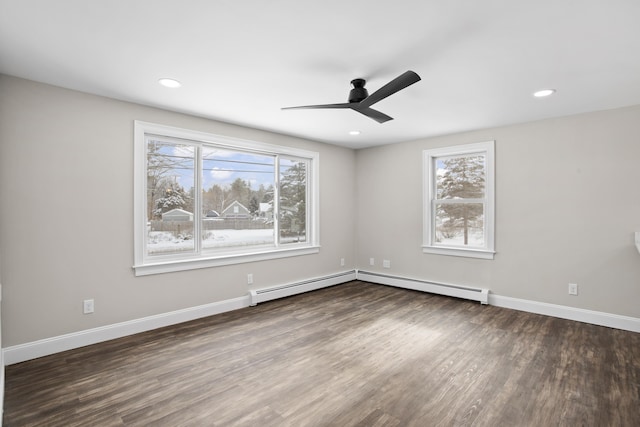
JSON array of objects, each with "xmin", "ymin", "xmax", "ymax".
[
  {"xmin": 249, "ymin": 195, "xmax": 260, "ymax": 216},
  {"xmin": 152, "ymin": 183, "xmax": 191, "ymax": 218},
  {"xmin": 261, "ymin": 184, "xmax": 274, "ymax": 204},
  {"xmin": 436, "ymin": 155, "xmax": 485, "ymax": 245},
  {"xmin": 279, "ymin": 161, "xmax": 307, "ymax": 235},
  {"xmin": 147, "ymin": 142, "xmax": 195, "ymax": 220}
]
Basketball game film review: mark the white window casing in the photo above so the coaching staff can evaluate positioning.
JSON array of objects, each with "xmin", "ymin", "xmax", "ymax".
[
  {"xmin": 134, "ymin": 121, "xmax": 320, "ymax": 276},
  {"xmin": 423, "ymin": 141, "xmax": 495, "ymax": 259}
]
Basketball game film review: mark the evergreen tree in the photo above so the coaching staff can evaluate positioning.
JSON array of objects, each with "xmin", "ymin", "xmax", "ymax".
[
  {"xmin": 254, "ymin": 184, "xmax": 269, "ymax": 207},
  {"xmin": 249, "ymin": 195, "xmax": 260, "ymax": 216},
  {"xmin": 279, "ymin": 162, "xmax": 307, "ymax": 234},
  {"xmin": 261, "ymin": 185, "xmax": 274, "ymax": 204},
  {"xmin": 229, "ymin": 178, "xmax": 251, "ymax": 208},
  {"xmin": 436, "ymin": 155, "xmax": 485, "ymax": 245},
  {"xmin": 152, "ymin": 183, "xmax": 191, "ymax": 218}
]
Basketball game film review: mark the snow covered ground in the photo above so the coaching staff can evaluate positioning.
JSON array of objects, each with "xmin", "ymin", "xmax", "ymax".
[
  {"xmin": 435, "ymin": 232, "xmax": 484, "ymax": 247},
  {"xmin": 148, "ymin": 229, "xmax": 275, "ymax": 254}
]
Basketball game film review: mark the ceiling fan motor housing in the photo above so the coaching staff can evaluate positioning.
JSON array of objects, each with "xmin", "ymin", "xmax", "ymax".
[{"xmin": 348, "ymin": 78, "xmax": 368, "ymax": 103}]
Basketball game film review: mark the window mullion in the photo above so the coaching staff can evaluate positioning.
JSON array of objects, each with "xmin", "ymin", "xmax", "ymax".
[
  {"xmin": 194, "ymin": 144, "xmax": 202, "ymax": 255},
  {"xmin": 274, "ymin": 155, "xmax": 280, "ymax": 247},
  {"xmin": 305, "ymin": 159, "xmax": 311, "ymax": 244},
  {"xmin": 430, "ymin": 199, "xmax": 437, "ymax": 246}
]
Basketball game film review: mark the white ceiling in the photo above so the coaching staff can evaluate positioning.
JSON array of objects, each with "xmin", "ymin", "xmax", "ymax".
[{"xmin": 2, "ymin": 0, "xmax": 640, "ymax": 149}]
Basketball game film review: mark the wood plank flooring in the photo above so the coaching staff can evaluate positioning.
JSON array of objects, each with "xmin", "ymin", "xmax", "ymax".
[{"xmin": 4, "ymin": 281, "xmax": 640, "ymax": 426}]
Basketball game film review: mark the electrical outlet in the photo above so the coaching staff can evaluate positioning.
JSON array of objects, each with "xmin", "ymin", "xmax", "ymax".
[
  {"xmin": 83, "ymin": 299, "xmax": 94, "ymax": 314},
  {"xmin": 383, "ymin": 259, "xmax": 391, "ymax": 269},
  {"xmin": 247, "ymin": 274, "xmax": 253, "ymax": 285},
  {"xmin": 568, "ymin": 283, "xmax": 578, "ymax": 296},
  {"xmin": 340, "ymin": 258, "xmax": 345, "ymax": 267},
  {"xmin": 369, "ymin": 258, "xmax": 375, "ymax": 266}
]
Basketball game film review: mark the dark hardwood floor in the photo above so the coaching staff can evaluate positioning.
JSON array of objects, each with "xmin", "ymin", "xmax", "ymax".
[{"xmin": 4, "ymin": 281, "xmax": 640, "ymax": 426}]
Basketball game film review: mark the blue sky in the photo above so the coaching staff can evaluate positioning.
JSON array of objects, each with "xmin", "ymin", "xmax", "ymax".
[
  {"xmin": 201, "ymin": 146, "xmax": 275, "ymax": 190},
  {"xmin": 151, "ymin": 141, "xmax": 302, "ymax": 193}
]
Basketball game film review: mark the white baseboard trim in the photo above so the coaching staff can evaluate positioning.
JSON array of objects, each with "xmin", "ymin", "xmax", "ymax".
[
  {"xmin": 489, "ymin": 294, "xmax": 640, "ymax": 333},
  {"xmin": 356, "ymin": 271, "xmax": 640, "ymax": 333},
  {"xmin": 4, "ymin": 273, "xmax": 639, "ymax": 366},
  {"xmin": 3, "ymin": 295, "xmax": 251, "ymax": 366}
]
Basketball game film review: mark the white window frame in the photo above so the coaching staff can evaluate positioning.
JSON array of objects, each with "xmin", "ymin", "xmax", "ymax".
[
  {"xmin": 133, "ymin": 121, "xmax": 320, "ymax": 276},
  {"xmin": 422, "ymin": 141, "xmax": 495, "ymax": 259}
]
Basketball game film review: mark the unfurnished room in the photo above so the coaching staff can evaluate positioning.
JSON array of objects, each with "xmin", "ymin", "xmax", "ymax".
[{"xmin": 0, "ymin": 1, "xmax": 639, "ymax": 426}]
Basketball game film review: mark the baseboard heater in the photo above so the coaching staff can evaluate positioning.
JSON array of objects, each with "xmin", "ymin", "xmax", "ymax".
[
  {"xmin": 249, "ymin": 270, "xmax": 357, "ymax": 305},
  {"xmin": 356, "ymin": 270, "xmax": 489, "ymax": 304}
]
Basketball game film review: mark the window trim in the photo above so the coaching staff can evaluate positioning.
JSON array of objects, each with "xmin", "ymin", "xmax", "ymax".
[
  {"xmin": 422, "ymin": 141, "xmax": 495, "ymax": 260},
  {"xmin": 133, "ymin": 121, "xmax": 320, "ymax": 276}
]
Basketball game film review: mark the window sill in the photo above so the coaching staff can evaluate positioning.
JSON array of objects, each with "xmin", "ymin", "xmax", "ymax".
[
  {"xmin": 422, "ymin": 246, "xmax": 495, "ymax": 260},
  {"xmin": 134, "ymin": 245, "xmax": 320, "ymax": 276}
]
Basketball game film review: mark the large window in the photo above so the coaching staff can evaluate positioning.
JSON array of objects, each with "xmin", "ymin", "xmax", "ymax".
[
  {"xmin": 134, "ymin": 121, "xmax": 319, "ymax": 275},
  {"xmin": 423, "ymin": 141, "xmax": 495, "ymax": 259}
]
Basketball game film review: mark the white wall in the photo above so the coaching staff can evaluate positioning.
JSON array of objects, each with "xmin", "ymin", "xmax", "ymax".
[
  {"xmin": 1, "ymin": 73, "xmax": 639, "ymax": 352},
  {"xmin": 0, "ymin": 75, "xmax": 356, "ymax": 348},
  {"xmin": 356, "ymin": 106, "xmax": 640, "ymax": 318}
]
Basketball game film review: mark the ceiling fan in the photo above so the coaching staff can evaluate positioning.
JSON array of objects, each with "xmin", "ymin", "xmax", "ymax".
[{"xmin": 282, "ymin": 70, "xmax": 421, "ymax": 123}]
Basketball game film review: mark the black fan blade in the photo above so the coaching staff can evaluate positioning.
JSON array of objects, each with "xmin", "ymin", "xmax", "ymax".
[
  {"xmin": 352, "ymin": 106, "xmax": 393, "ymax": 123},
  {"xmin": 281, "ymin": 102, "xmax": 354, "ymax": 110},
  {"xmin": 358, "ymin": 70, "xmax": 421, "ymax": 109}
]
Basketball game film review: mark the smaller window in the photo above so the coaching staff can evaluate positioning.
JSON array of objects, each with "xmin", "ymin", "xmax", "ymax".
[{"xmin": 423, "ymin": 141, "xmax": 495, "ymax": 259}]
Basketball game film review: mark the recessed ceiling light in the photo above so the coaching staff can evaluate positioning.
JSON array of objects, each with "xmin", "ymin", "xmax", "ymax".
[
  {"xmin": 533, "ymin": 89, "xmax": 555, "ymax": 97},
  {"xmin": 348, "ymin": 130, "xmax": 361, "ymax": 135},
  {"xmin": 158, "ymin": 78, "xmax": 182, "ymax": 88}
]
